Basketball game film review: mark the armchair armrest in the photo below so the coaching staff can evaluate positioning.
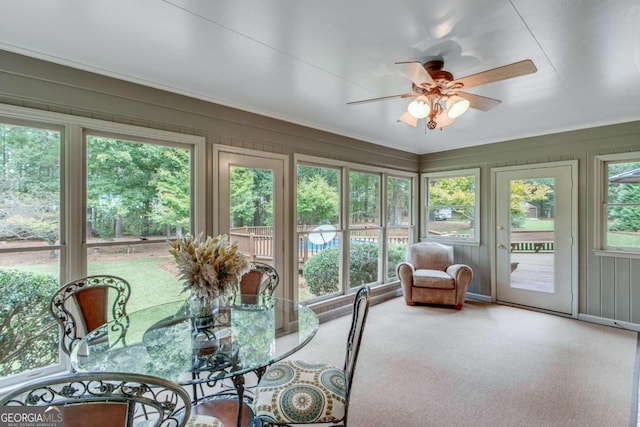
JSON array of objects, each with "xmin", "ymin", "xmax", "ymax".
[
  {"xmin": 446, "ymin": 264, "xmax": 473, "ymax": 288},
  {"xmin": 397, "ymin": 262, "xmax": 415, "ymax": 305}
]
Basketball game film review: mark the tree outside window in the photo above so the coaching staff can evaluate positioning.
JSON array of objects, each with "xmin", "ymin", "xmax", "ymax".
[
  {"xmin": 605, "ymin": 161, "xmax": 640, "ymax": 250},
  {"xmin": 0, "ymin": 123, "xmax": 61, "ymax": 381},
  {"xmin": 424, "ymin": 169, "xmax": 479, "ymax": 243}
]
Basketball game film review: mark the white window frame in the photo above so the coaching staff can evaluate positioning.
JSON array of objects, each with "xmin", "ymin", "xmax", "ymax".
[
  {"xmin": 294, "ymin": 154, "xmax": 417, "ymax": 304},
  {"xmin": 385, "ymin": 174, "xmax": 416, "ymax": 282},
  {"xmin": 594, "ymin": 152, "xmax": 640, "ymax": 259},
  {"xmin": 0, "ymin": 113, "xmax": 67, "ymax": 390},
  {"xmin": 421, "ymin": 168, "xmax": 480, "ymax": 245},
  {"xmin": 0, "ymin": 104, "xmax": 206, "ymax": 388}
]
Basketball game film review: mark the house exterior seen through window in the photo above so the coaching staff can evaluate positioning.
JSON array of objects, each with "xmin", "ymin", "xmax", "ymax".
[
  {"xmin": 423, "ymin": 168, "xmax": 479, "ymax": 244},
  {"xmin": 602, "ymin": 158, "xmax": 640, "ymax": 251}
]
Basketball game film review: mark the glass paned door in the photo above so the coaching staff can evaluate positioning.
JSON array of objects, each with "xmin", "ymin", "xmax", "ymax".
[
  {"xmin": 508, "ymin": 179, "xmax": 555, "ymax": 293},
  {"xmin": 217, "ymin": 151, "xmax": 285, "ymax": 303},
  {"xmin": 229, "ymin": 165, "xmax": 275, "ymax": 262},
  {"xmin": 494, "ymin": 163, "xmax": 575, "ymax": 314}
]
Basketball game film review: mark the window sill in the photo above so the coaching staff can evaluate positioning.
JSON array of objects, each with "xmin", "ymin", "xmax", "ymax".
[
  {"xmin": 306, "ymin": 282, "xmax": 400, "ymax": 322},
  {"xmin": 420, "ymin": 237, "xmax": 480, "ymax": 247},
  {"xmin": 593, "ymin": 249, "xmax": 640, "ymax": 259}
]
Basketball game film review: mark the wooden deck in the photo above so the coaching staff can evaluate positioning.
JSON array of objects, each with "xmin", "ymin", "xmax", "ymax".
[{"xmin": 509, "ymin": 252, "xmax": 555, "ymax": 293}]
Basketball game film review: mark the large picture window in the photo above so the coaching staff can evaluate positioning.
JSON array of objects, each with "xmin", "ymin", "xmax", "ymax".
[
  {"xmin": 295, "ymin": 155, "xmax": 416, "ymax": 303},
  {"xmin": 349, "ymin": 170, "xmax": 381, "ymax": 289},
  {"xmin": 596, "ymin": 153, "xmax": 640, "ymax": 253},
  {"xmin": 296, "ymin": 164, "xmax": 342, "ymax": 302},
  {"xmin": 387, "ymin": 176, "xmax": 413, "ymax": 280},
  {"xmin": 0, "ymin": 106, "xmax": 205, "ymax": 388},
  {"xmin": 423, "ymin": 168, "xmax": 479, "ymax": 244},
  {"xmin": 0, "ymin": 121, "xmax": 63, "ymax": 384},
  {"xmin": 85, "ymin": 134, "xmax": 196, "ymax": 312}
]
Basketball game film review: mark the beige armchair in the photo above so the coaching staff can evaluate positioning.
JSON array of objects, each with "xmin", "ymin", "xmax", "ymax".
[{"xmin": 397, "ymin": 242, "xmax": 473, "ymax": 310}]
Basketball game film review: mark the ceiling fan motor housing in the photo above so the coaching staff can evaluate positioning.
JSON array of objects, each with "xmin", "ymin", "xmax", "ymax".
[{"xmin": 424, "ymin": 60, "xmax": 454, "ymax": 86}]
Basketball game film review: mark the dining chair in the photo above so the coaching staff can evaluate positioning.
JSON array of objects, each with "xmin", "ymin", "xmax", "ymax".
[
  {"xmin": 0, "ymin": 372, "xmax": 223, "ymax": 427},
  {"xmin": 49, "ymin": 274, "xmax": 131, "ymax": 356},
  {"xmin": 237, "ymin": 261, "xmax": 279, "ymax": 305},
  {"xmin": 252, "ymin": 285, "xmax": 371, "ymax": 426}
]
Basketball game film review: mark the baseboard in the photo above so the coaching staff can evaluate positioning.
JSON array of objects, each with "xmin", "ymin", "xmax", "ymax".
[
  {"xmin": 466, "ymin": 292, "xmax": 492, "ymax": 302},
  {"xmin": 314, "ymin": 292, "xmax": 640, "ymax": 333},
  {"xmin": 464, "ymin": 296, "xmax": 640, "ymax": 332},
  {"xmin": 578, "ymin": 314, "xmax": 640, "ymax": 332},
  {"xmin": 315, "ymin": 286, "xmax": 402, "ymax": 324}
]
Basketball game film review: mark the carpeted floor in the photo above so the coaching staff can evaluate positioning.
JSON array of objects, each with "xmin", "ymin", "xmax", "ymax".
[{"xmin": 288, "ymin": 298, "xmax": 638, "ymax": 427}]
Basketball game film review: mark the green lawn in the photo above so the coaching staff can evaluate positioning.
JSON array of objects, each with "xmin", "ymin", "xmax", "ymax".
[
  {"xmin": 88, "ymin": 257, "xmax": 184, "ymax": 312},
  {"xmin": 12, "ymin": 256, "xmax": 184, "ymax": 313},
  {"xmin": 521, "ymin": 219, "xmax": 554, "ymax": 231},
  {"xmin": 519, "ymin": 218, "xmax": 640, "ymax": 247},
  {"xmin": 607, "ymin": 232, "xmax": 640, "ymax": 248}
]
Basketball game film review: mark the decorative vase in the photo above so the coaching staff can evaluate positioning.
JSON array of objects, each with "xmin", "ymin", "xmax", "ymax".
[
  {"xmin": 189, "ymin": 292, "xmax": 216, "ymax": 330},
  {"xmin": 214, "ymin": 294, "xmax": 232, "ymax": 327}
]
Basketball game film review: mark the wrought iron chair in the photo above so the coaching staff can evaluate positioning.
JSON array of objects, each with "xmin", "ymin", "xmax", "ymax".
[
  {"xmin": 236, "ymin": 261, "xmax": 279, "ymax": 305},
  {"xmin": 49, "ymin": 275, "xmax": 131, "ymax": 356},
  {"xmin": 0, "ymin": 372, "xmax": 223, "ymax": 427},
  {"xmin": 252, "ymin": 286, "xmax": 371, "ymax": 426}
]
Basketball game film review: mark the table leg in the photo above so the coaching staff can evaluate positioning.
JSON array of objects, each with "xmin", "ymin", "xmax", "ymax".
[
  {"xmin": 191, "ymin": 372, "xmax": 199, "ymax": 403},
  {"xmin": 232, "ymin": 373, "xmax": 245, "ymax": 426}
]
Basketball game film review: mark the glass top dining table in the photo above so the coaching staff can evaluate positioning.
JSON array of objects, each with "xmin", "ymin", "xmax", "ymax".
[{"xmin": 71, "ymin": 295, "xmax": 319, "ymax": 393}]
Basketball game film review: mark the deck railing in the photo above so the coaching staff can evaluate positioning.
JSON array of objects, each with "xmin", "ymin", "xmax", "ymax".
[
  {"xmin": 229, "ymin": 226, "xmax": 411, "ymax": 262},
  {"xmin": 510, "ymin": 241, "xmax": 554, "ymax": 253}
]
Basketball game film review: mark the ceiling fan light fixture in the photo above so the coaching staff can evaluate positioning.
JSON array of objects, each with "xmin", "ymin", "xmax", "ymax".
[
  {"xmin": 407, "ymin": 95, "xmax": 430, "ymax": 119},
  {"xmin": 446, "ymin": 95, "xmax": 470, "ymax": 119},
  {"xmin": 348, "ymin": 58, "xmax": 536, "ymax": 132},
  {"xmin": 397, "ymin": 111, "xmax": 418, "ymax": 127}
]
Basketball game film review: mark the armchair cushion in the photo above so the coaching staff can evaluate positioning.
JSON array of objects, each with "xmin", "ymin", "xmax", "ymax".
[{"xmin": 413, "ymin": 269, "xmax": 455, "ymax": 289}]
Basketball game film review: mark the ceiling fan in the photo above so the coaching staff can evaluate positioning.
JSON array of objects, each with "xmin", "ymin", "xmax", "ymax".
[{"xmin": 348, "ymin": 59, "xmax": 537, "ymax": 130}]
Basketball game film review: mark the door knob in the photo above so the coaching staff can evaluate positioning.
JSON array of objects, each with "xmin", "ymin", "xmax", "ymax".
[{"xmin": 497, "ymin": 244, "xmax": 506, "ymax": 249}]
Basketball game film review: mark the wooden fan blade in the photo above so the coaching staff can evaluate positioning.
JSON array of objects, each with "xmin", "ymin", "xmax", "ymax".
[
  {"xmin": 395, "ymin": 61, "xmax": 435, "ymax": 87},
  {"xmin": 347, "ymin": 93, "xmax": 416, "ymax": 105},
  {"xmin": 454, "ymin": 59, "xmax": 537, "ymax": 90},
  {"xmin": 456, "ymin": 92, "xmax": 502, "ymax": 111},
  {"xmin": 397, "ymin": 111, "xmax": 418, "ymax": 127}
]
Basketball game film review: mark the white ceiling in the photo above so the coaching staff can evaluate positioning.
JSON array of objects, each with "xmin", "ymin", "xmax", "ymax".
[{"xmin": 1, "ymin": 0, "xmax": 639, "ymax": 154}]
